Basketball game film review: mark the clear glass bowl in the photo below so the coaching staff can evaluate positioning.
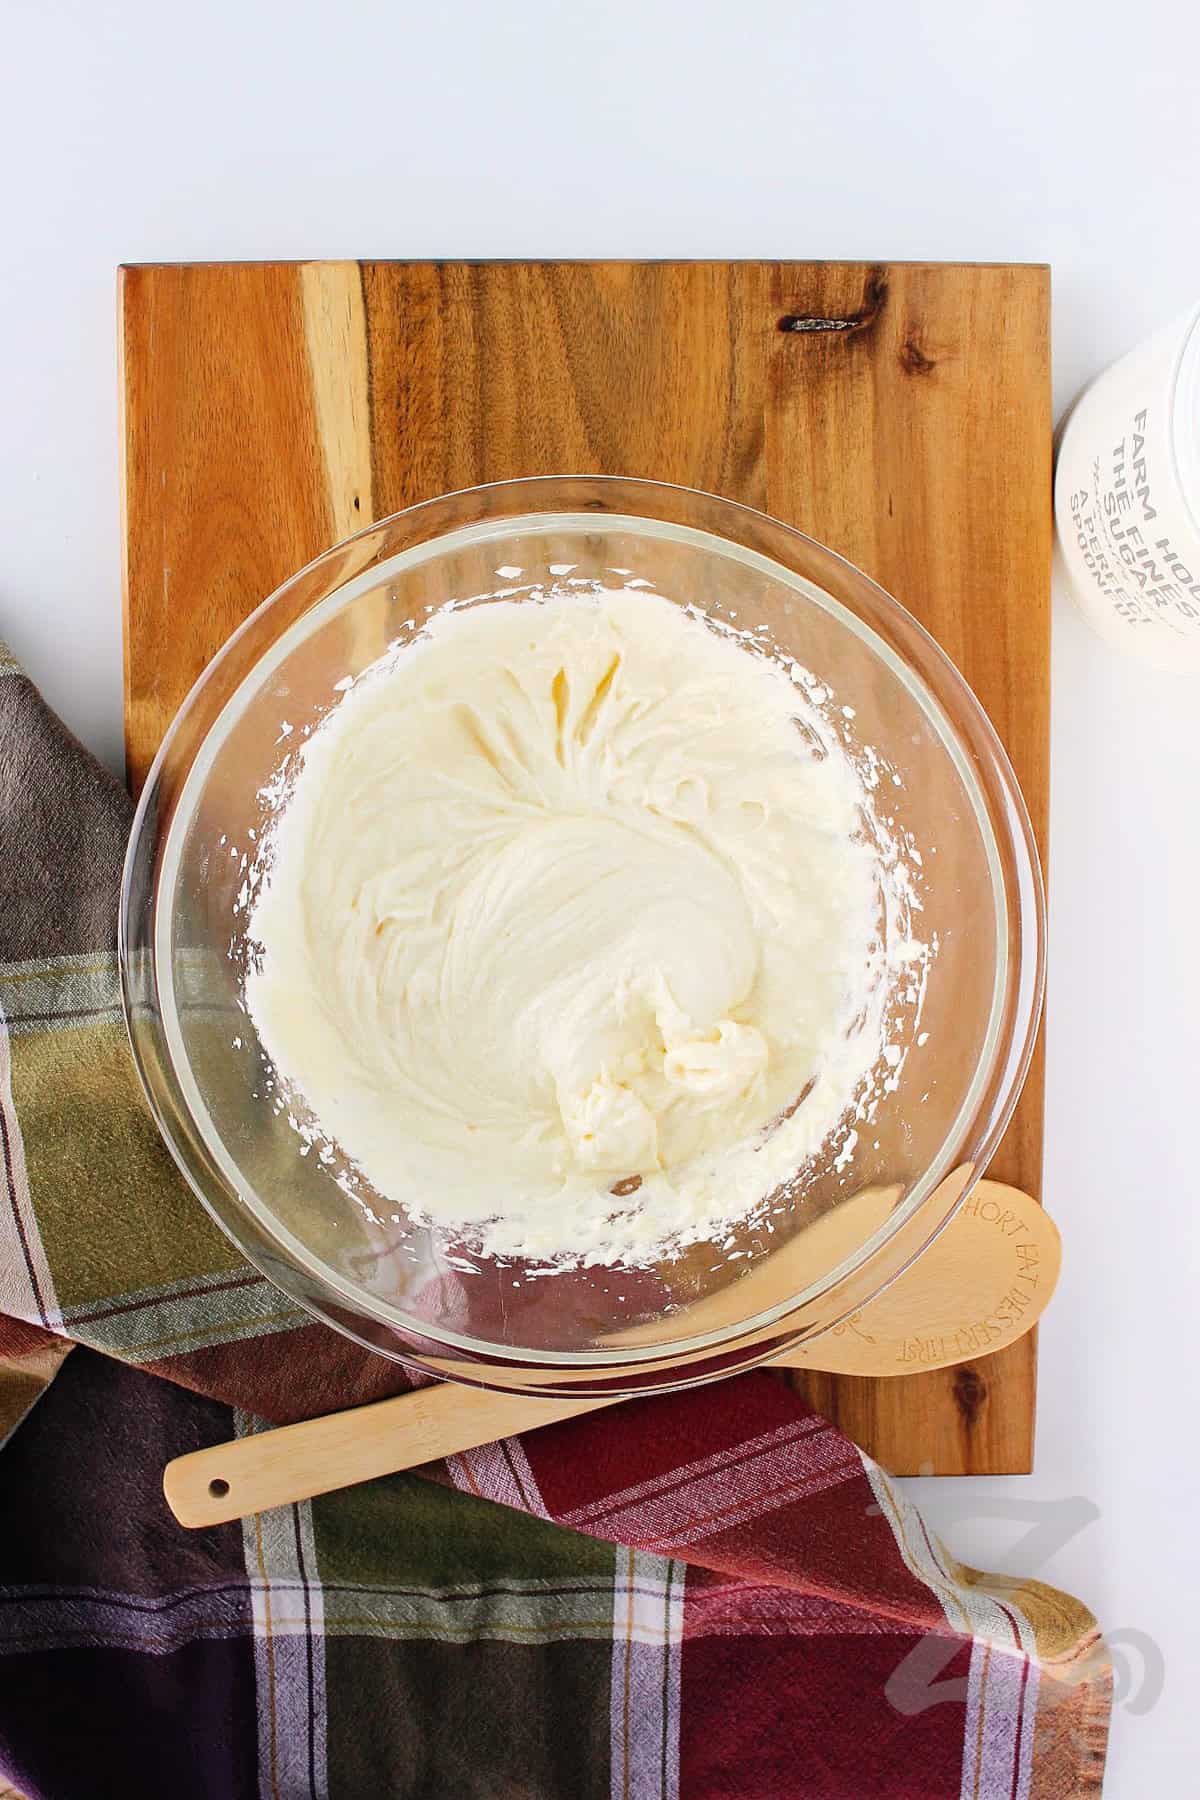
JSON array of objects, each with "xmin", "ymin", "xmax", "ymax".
[{"xmin": 120, "ymin": 477, "xmax": 1044, "ymax": 1397}]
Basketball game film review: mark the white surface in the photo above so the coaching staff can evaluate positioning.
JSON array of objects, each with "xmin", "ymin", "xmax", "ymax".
[{"xmin": 2, "ymin": 1, "xmax": 1198, "ymax": 1789}]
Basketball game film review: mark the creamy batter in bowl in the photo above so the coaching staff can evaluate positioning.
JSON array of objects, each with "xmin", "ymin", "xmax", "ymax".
[
  {"xmin": 121, "ymin": 477, "xmax": 1044, "ymax": 1395},
  {"xmin": 246, "ymin": 589, "xmax": 908, "ymax": 1270}
]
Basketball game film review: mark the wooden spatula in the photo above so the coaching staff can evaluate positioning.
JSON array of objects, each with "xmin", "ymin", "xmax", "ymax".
[{"xmin": 164, "ymin": 1181, "xmax": 1058, "ymax": 1527}]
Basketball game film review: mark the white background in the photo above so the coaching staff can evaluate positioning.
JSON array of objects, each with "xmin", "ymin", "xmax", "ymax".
[{"xmin": 2, "ymin": 1, "xmax": 1198, "ymax": 1790}]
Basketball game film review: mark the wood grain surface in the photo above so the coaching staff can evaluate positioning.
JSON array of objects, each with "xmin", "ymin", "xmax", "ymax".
[{"xmin": 120, "ymin": 260, "xmax": 1051, "ymax": 1475}]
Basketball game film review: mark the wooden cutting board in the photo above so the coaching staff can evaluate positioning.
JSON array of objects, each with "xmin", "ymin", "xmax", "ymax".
[{"xmin": 120, "ymin": 260, "xmax": 1051, "ymax": 1475}]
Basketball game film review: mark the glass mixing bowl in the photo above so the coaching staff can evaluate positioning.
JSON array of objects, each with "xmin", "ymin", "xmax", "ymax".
[{"xmin": 120, "ymin": 476, "xmax": 1044, "ymax": 1397}]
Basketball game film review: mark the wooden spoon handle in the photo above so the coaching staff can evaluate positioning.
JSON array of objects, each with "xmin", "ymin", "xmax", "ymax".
[
  {"xmin": 165, "ymin": 1384, "xmax": 621, "ymax": 1527},
  {"xmin": 165, "ymin": 1181, "xmax": 1058, "ymax": 1527}
]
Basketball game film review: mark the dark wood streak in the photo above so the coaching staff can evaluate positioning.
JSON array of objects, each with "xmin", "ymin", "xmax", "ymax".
[
  {"xmin": 899, "ymin": 330, "xmax": 937, "ymax": 375},
  {"xmin": 953, "ymin": 1364, "xmax": 988, "ymax": 1430},
  {"xmin": 777, "ymin": 268, "xmax": 888, "ymax": 337}
]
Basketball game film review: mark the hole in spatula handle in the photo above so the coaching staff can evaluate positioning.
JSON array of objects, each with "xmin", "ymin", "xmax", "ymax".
[{"xmin": 208, "ymin": 1478, "xmax": 230, "ymax": 1499}]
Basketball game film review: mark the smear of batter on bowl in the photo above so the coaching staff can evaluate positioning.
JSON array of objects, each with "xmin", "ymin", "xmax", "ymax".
[{"xmin": 245, "ymin": 587, "xmax": 921, "ymax": 1266}]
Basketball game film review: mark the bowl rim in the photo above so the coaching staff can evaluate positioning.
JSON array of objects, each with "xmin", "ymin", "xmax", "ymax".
[{"xmin": 121, "ymin": 473, "xmax": 1046, "ymax": 1388}]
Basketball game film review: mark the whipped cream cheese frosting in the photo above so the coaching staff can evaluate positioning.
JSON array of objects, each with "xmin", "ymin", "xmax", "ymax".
[{"xmin": 246, "ymin": 588, "xmax": 897, "ymax": 1266}]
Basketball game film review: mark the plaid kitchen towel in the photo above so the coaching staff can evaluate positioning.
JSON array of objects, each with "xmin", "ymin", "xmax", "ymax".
[{"xmin": 0, "ymin": 643, "xmax": 1111, "ymax": 1799}]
